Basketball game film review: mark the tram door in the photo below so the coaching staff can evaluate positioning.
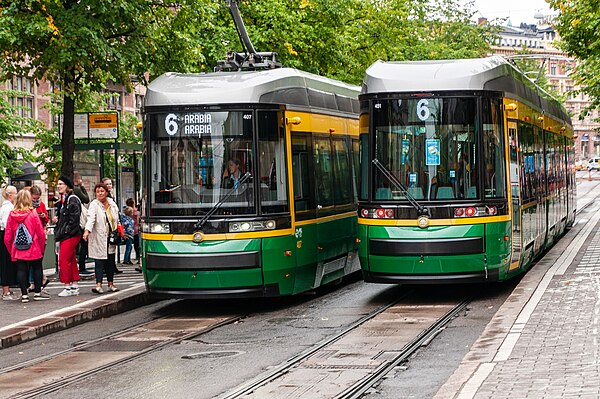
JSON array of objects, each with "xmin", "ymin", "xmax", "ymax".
[
  {"xmin": 291, "ymin": 132, "xmax": 319, "ymax": 292},
  {"xmin": 313, "ymin": 135, "xmax": 336, "ymax": 268},
  {"xmin": 508, "ymin": 122, "xmax": 522, "ymax": 269}
]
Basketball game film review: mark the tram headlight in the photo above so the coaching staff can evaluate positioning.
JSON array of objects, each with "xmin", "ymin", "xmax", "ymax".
[
  {"xmin": 229, "ymin": 220, "xmax": 277, "ymax": 232},
  {"xmin": 142, "ymin": 222, "xmax": 170, "ymax": 234}
]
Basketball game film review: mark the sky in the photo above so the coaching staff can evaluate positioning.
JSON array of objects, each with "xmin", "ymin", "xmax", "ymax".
[{"xmin": 464, "ymin": 0, "xmax": 555, "ymax": 25}]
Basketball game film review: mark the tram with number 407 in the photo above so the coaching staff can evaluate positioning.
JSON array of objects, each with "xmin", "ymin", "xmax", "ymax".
[
  {"xmin": 139, "ymin": 0, "xmax": 362, "ymax": 298},
  {"xmin": 140, "ymin": 67, "xmax": 362, "ymax": 298},
  {"xmin": 357, "ymin": 56, "xmax": 575, "ymax": 283}
]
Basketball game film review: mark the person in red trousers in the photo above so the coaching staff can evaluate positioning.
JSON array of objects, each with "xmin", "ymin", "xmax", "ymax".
[{"xmin": 54, "ymin": 175, "xmax": 82, "ymax": 297}]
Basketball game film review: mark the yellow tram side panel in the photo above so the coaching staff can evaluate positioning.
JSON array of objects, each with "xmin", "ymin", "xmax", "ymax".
[
  {"xmin": 284, "ymin": 109, "xmax": 360, "ymax": 291},
  {"xmin": 502, "ymin": 97, "xmax": 574, "ymax": 272}
]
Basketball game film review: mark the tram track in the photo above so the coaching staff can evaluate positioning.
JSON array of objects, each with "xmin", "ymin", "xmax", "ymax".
[
  {"xmin": 0, "ymin": 312, "xmax": 243, "ymax": 399},
  {"xmin": 220, "ymin": 292, "xmax": 473, "ymax": 399}
]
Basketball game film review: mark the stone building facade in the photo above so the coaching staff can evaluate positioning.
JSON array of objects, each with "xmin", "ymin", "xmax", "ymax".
[
  {"xmin": 2, "ymin": 76, "xmax": 144, "ymax": 198},
  {"xmin": 490, "ymin": 21, "xmax": 600, "ymax": 161}
]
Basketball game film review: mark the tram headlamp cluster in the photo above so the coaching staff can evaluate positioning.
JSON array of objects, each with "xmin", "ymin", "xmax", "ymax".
[
  {"xmin": 360, "ymin": 208, "xmax": 395, "ymax": 219},
  {"xmin": 141, "ymin": 222, "xmax": 171, "ymax": 234},
  {"xmin": 454, "ymin": 206, "xmax": 497, "ymax": 218},
  {"xmin": 229, "ymin": 220, "xmax": 276, "ymax": 232}
]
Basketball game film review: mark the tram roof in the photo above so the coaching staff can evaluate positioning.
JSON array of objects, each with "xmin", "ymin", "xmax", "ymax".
[
  {"xmin": 363, "ymin": 56, "xmax": 515, "ymax": 93},
  {"xmin": 362, "ymin": 56, "xmax": 571, "ymax": 127},
  {"xmin": 144, "ymin": 68, "xmax": 360, "ymax": 110}
]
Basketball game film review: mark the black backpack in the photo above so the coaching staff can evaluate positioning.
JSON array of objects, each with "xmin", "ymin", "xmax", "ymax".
[{"xmin": 14, "ymin": 222, "xmax": 33, "ymax": 250}]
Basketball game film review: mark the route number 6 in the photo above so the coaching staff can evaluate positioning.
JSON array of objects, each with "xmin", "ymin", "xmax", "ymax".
[
  {"xmin": 416, "ymin": 99, "xmax": 431, "ymax": 121},
  {"xmin": 165, "ymin": 113, "xmax": 178, "ymax": 136}
]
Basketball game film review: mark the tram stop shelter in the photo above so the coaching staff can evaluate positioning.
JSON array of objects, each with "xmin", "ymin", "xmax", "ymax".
[{"xmin": 46, "ymin": 112, "xmax": 142, "ymax": 271}]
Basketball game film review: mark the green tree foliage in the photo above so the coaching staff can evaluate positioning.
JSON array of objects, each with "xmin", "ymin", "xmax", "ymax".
[
  {"xmin": 227, "ymin": 0, "xmax": 498, "ymax": 84},
  {"xmin": 548, "ymin": 0, "xmax": 600, "ymax": 117},
  {"xmin": 0, "ymin": 0, "xmax": 210, "ymax": 179},
  {"xmin": 0, "ymin": 0, "xmax": 498, "ymax": 183}
]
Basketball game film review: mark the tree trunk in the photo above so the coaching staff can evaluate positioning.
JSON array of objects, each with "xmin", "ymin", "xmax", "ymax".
[{"xmin": 61, "ymin": 74, "xmax": 75, "ymax": 179}]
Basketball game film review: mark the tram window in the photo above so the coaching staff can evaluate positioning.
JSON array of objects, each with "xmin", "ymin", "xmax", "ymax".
[
  {"xmin": 519, "ymin": 122, "xmax": 534, "ymax": 203},
  {"xmin": 534, "ymin": 127, "xmax": 546, "ymax": 196},
  {"xmin": 482, "ymin": 98, "xmax": 507, "ymax": 199},
  {"xmin": 359, "ymin": 133, "xmax": 369, "ymax": 201},
  {"xmin": 292, "ymin": 133, "xmax": 314, "ymax": 213},
  {"xmin": 352, "ymin": 138, "xmax": 360, "ymax": 202},
  {"xmin": 258, "ymin": 111, "xmax": 289, "ymax": 214},
  {"xmin": 308, "ymin": 89, "xmax": 337, "ymax": 110},
  {"xmin": 314, "ymin": 136, "xmax": 334, "ymax": 207},
  {"xmin": 546, "ymin": 131, "xmax": 556, "ymax": 193},
  {"xmin": 332, "ymin": 137, "xmax": 352, "ymax": 206},
  {"xmin": 371, "ymin": 97, "xmax": 477, "ymax": 201},
  {"xmin": 147, "ymin": 111, "xmax": 256, "ymax": 216}
]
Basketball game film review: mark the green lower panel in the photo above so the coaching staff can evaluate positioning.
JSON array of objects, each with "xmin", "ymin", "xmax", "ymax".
[
  {"xmin": 359, "ymin": 221, "xmax": 512, "ymax": 281},
  {"xmin": 369, "ymin": 253, "xmax": 486, "ymax": 274},
  {"xmin": 146, "ymin": 268, "xmax": 263, "ymax": 290},
  {"xmin": 144, "ymin": 238, "xmax": 265, "ymax": 291},
  {"xmin": 143, "ymin": 213, "xmax": 358, "ymax": 296},
  {"xmin": 261, "ymin": 235, "xmax": 298, "ymax": 295}
]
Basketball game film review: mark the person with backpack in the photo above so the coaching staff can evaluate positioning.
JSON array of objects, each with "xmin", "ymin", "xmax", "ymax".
[
  {"xmin": 54, "ymin": 175, "xmax": 82, "ymax": 297},
  {"xmin": 26, "ymin": 185, "xmax": 50, "ymax": 293},
  {"xmin": 4, "ymin": 189, "xmax": 48, "ymax": 302},
  {"xmin": 0, "ymin": 185, "xmax": 17, "ymax": 300}
]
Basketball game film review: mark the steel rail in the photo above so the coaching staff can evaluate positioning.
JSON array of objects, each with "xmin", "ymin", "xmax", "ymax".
[
  {"xmin": 335, "ymin": 297, "xmax": 472, "ymax": 399},
  {"xmin": 219, "ymin": 289, "xmax": 421, "ymax": 399},
  {"xmin": 8, "ymin": 314, "xmax": 243, "ymax": 399}
]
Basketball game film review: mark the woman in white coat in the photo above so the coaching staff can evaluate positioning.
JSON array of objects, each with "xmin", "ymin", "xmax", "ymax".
[{"xmin": 82, "ymin": 183, "xmax": 120, "ymax": 294}]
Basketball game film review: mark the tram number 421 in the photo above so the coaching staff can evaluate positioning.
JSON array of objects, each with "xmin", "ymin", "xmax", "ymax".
[
  {"xmin": 373, "ymin": 99, "xmax": 432, "ymax": 121},
  {"xmin": 416, "ymin": 99, "xmax": 431, "ymax": 121}
]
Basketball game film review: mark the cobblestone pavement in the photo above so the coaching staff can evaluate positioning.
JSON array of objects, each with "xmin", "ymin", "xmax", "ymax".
[
  {"xmin": 474, "ymin": 216, "xmax": 600, "ymax": 398},
  {"xmin": 436, "ymin": 182, "xmax": 600, "ymax": 399}
]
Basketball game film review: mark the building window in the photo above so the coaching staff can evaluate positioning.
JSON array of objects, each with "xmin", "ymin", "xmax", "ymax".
[
  {"xmin": 550, "ymin": 63, "xmax": 557, "ymax": 75},
  {"xmin": 104, "ymin": 90, "xmax": 123, "ymax": 113},
  {"xmin": 6, "ymin": 75, "xmax": 34, "ymax": 119}
]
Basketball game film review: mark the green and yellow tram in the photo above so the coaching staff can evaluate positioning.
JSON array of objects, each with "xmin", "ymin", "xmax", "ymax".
[
  {"xmin": 141, "ymin": 68, "xmax": 361, "ymax": 298},
  {"xmin": 357, "ymin": 56, "xmax": 575, "ymax": 283}
]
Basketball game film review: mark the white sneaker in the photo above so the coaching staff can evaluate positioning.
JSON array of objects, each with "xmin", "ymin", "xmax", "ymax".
[
  {"xmin": 58, "ymin": 288, "xmax": 73, "ymax": 297},
  {"xmin": 71, "ymin": 287, "xmax": 80, "ymax": 296}
]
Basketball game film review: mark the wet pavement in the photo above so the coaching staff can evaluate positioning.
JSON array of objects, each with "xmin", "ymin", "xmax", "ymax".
[
  {"xmin": 435, "ymin": 179, "xmax": 600, "ymax": 398},
  {"xmin": 0, "ymin": 262, "xmax": 149, "ymax": 349},
  {"xmin": 2, "ymin": 176, "xmax": 600, "ymax": 398}
]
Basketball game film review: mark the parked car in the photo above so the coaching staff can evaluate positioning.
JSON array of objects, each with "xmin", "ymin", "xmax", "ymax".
[
  {"xmin": 576, "ymin": 160, "xmax": 584, "ymax": 171},
  {"xmin": 587, "ymin": 157, "xmax": 600, "ymax": 171}
]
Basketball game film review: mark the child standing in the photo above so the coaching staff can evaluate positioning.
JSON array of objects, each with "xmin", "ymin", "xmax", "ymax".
[{"xmin": 121, "ymin": 206, "xmax": 135, "ymax": 265}]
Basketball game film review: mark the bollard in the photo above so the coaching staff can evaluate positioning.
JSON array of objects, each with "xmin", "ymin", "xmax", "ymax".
[{"xmin": 589, "ymin": 170, "xmax": 592, "ymax": 181}]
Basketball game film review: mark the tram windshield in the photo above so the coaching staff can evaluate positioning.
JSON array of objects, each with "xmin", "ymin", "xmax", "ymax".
[
  {"xmin": 146, "ymin": 109, "xmax": 289, "ymax": 217},
  {"xmin": 369, "ymin": 97, "xmax": 504, "ymax": 201}
]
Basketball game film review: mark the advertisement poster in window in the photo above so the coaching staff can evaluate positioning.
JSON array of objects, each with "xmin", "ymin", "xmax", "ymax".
[{"xmin": 425, "ymin": 139, "xmax": 440, "ymax": 166}]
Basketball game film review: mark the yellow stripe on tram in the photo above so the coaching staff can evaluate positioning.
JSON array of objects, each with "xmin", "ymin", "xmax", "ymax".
[{"xmin": 358, "ymin": 214, "xmax": 510, "ymax": 227}]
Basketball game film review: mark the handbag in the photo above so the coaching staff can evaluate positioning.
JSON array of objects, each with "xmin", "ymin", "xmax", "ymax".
[
  {"xmin": 108, "ymin": 229, "xmax": 123, "ymax": 245},
  {"xmin": 106, "ymin": 210, "xmax": 124, "ymax": 245}
]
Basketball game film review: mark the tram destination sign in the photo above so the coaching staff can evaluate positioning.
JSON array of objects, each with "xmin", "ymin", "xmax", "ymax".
[{"xmin": 60, "ymin": 112, "xmax": 119, "ymax": 139}]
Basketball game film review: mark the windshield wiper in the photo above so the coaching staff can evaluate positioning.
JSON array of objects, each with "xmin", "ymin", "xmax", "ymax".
[
  {"xmin": 194, "ymin": 172, "xmax": 252, "ymax": 231},
  {"xmin": 372, "ymin": 159, "xmax": 430, "ymax": 217}
]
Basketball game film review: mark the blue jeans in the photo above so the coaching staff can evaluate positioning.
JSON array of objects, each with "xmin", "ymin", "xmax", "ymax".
[{"xmin": 124, "ymin": 237, "xmax": 133, "ymax": 262}]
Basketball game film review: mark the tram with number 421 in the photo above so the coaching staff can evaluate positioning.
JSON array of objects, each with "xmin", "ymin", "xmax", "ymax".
[{"xmin": 357, "ymin": 56, "xmax": 575, "ymax": 283}]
